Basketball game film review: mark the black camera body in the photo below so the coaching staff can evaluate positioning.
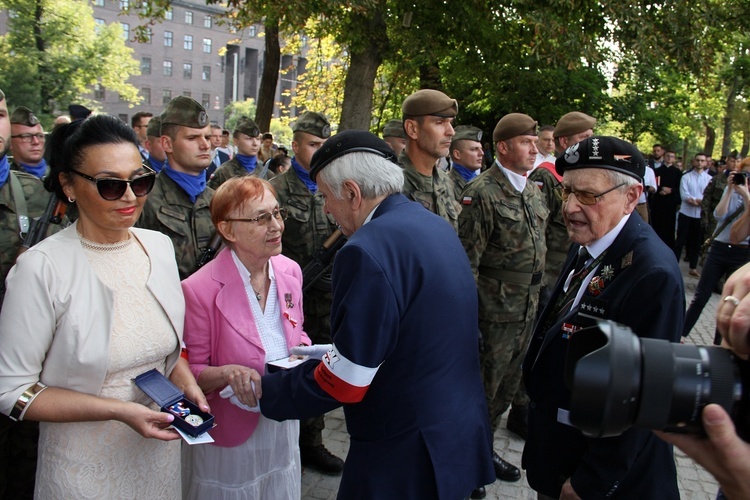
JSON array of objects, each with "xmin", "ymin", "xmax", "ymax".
[
  {"xmin": 565, "ymin": 320, "xmax": 750, "ymax": 438},
  {"xmin": 732, "ymin": 172, "xmax": 747, "ymax": 185}
]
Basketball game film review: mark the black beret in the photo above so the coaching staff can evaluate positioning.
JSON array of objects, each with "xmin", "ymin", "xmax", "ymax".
[
  {"xmin": 492, "ymin": 113, "xmax": 537, "ymax": 142},
  {"xmin": 555, "ymin": 136, "xmax": 645, "ymax": 182},
  {"xmin": 554, "ymin": 111, "xmax": 596, "ymax": 138},
  {"xmin": 402, "ymin": 89, "xmax": 458, "ymax": 117},
  {"xmin": 309, "ymin": 130, "xmax": 398, "ymax": 183},
  {"xmin": 68, "ymin": 104, "xmax": 92, "ymax": 120}
]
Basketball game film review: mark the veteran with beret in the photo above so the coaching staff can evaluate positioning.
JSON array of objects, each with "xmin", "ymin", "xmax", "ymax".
[
  {"xmin": 258, "ymin": 129, "xmax": 495, "ymax": 498},
  {"xmin": 523, "ymin": 136, "xmax": 683, "ymax": 499},
  {"xmin": 9, "ymin": 106, "xmax": 49, "ymax": 179},
  {"xmin": 382, "ymin": 119, "xmax": 406, "ymax": 158},
  {"xmin": 208, "ymin": 116, "xmax": 271, "ymax": 190},
  {"xmin": 448, "ymin": 125, "xmax": 484, "ymax": 199},
  {"xmin": 137, "ymin": 96, "xmax": 216, "ymax": 279},
  {"xmin": 457, "ymin": 112, "xmax": 548, "ymax": 487},
  {"xmin": 269, "ymin": 110, "xmax": 344, "ymax": 474},
  {"xmin": 400, "ymin": 89, "xmax": 462, "ymax": 230}
]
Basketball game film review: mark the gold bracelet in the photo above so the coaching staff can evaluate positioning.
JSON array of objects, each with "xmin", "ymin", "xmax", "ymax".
[{"xmin": 10, "ymin": 382, "xmax": 48, "ymax": 421}]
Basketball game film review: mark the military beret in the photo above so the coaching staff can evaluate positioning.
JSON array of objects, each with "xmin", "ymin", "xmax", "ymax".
[
  {"xmin": 382, "ymin": 119, "xmax": 405, "ymax": 139},
  {"xmin": 11, "ymin": 106, "xmax": 40, "ymax": 127},
  {"xmin": 146, "ymin": 116, "xmax": 162, "ymax": 137},
  {"xmin": 292, "ymin": 111, "xmax": 331, "ymax": 139},
  {"xmin": 402, "ymin": 89, "xmax": 458, "ymax": 118},
  {"xmin": 69, "ymin": 104, "xmax": 92, "ymax": 120},
  {"xmin": 309, "ymin": 130, "xmax": 398, "ymax": 183},
  {"xmin": 556, "ymin": 135, "xmax": 645, "ymax": 182},
  {"xmin": 234, "ymin": 116, "xmax": 260, "ymax": 137},
  {"xmin": 160, "ymin": 96, "xmax": 209, "ymax": 129},
  {"xmin": 554, "ymin": 111, "xmax": 596, "ymax": 139},
  {"xmin": 453, "ymin": 125, "xmax": 483, "ymax": 143},
  {"xmin": 0, "ymin": 89, "xmax": 5, "ymax": 102},
  {"xmin": 492, "ymin": 113, "xmax": 537, "ymax": 142}
]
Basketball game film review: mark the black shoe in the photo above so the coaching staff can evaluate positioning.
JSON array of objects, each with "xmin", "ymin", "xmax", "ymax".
[
  {"xmin": 506, "ymin": 404, "xmax": 528, "ymax": 440},
  {"xmin": 492, "ymin": 451, "xmax": 521, "ymax": 482},
  {"xmin": 470, "ymin": 486, "xmax": 487, "ymax": 498},
  {"xmin": 300, "ymin": 444, "xmax": 344, "ymax": 475}
]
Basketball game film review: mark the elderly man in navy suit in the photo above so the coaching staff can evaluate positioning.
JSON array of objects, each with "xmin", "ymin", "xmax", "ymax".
[
  {"xmin": 246, "ymin": 130, "xmax": 494, "ymax": 499},
  {"xmin": 523, "ymin": 136, "xmax": 685, "ymax": 499}
]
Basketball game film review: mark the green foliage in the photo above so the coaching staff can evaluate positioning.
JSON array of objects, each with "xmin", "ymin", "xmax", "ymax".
[
  {"xmin": 0, "ymin": 0, "xmax": 139, "ymax": 117},
  {"xmin": 223, "ymin": 98, "xmax": 258, "ymax": 130}
]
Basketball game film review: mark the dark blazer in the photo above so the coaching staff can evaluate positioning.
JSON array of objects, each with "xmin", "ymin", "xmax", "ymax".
[
  {"xmin": 205, "ymin": 150, "xmax": 230, "ymax": 180},
  {"xmin": 260, "ymin": 193, "xmax": 494, "ymax": 499},
  {"xmin": 523, "ymin": 212, "xmax": 684, "ymax": 499}
]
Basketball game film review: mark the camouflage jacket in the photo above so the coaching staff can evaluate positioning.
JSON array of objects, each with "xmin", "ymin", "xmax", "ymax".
[
  {"xmin": 702, "ymin": 172, "xmax": 729, "ymax": 236},
  {"xmin": 528, "ymin": 166, "xmax": 570, "ymax": 286},
  {"xmin": 458, "ymin": 165, "xmax": 549, "ymax": 323},
  {"xmin": 399, "ymin": 151, "xmax": 461, "ymax": 231},
  {"xmin": 207, "ymin": 157, "xmax": 272, "ymax": 190},
  {"xmin": 449, "ymin": 167, "xmax": 473, "ymax": 202},
  {"xmin": 136, "ymin": 172, "xmax": 214, "ymax": 280},
  {"xmin": 0, "ymin": 171, "xmax": 51, "ymax": 307}
]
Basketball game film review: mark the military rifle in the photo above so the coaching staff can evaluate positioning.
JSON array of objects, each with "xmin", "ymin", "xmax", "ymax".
[
  {"xmin": 18, "ymin": 193, "xmax": 67, "ymax": 255},
  {"xmin": 197, "ymin": 232, "xmax": 223, "ymax": 268},
  {"xmin": 302, "ymin": 229, "xmax": 346, "ymax": 293}
]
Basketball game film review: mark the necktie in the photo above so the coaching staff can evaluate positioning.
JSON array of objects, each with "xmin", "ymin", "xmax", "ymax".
[{"xmin": 552, "ymin": 247, "xmax": 592, "ymax": 321}]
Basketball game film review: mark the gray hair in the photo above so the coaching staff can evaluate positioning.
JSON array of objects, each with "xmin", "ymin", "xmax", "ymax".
[
  {"xmin": 317, "ymin": 151, "xmax": 404, "ymax": 200},
  {"xmin": 603, "ymin": 169, "xmax": 641, "ymax": 191}
]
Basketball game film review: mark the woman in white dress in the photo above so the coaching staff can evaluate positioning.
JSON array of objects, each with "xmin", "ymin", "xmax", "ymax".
[
  {"xmin": 0, "ymin": 115, "xmax": 207, "ymax": 499},
  {"xmin": 181, "ymin": 176, "xmax": 310, "ymax": 499}
]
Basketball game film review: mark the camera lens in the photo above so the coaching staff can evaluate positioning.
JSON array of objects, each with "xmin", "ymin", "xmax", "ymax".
[
  {"xmin": 566, "ymin": 321, "xmax": 744, "ymax": 437},
  {"xmin": 732, "ymin": 172, "xmax": 747, "ymax": 185}
]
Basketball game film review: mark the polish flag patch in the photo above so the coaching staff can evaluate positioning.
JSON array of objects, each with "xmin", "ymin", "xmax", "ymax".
[
  {"xmin": 313, "ymin": 345, "xmax": 380, "ymax": 403},
  {"xmin": 462, "ymin": 196, "xmax": 473, "ymax": 205}
]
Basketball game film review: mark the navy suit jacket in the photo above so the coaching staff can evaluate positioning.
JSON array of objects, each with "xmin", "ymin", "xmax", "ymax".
[
  {"xmin": 261, "ymin": 193, "xmax": 494, "ymax": 499},
  {"xmin": 523, "ymin": 212, "xmax": 685, "ymax": 499}
]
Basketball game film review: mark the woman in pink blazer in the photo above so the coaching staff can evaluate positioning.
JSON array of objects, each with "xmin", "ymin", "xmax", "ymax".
[{"xmin": 181, "ymin": 176, "xmax": 310, "ymax": 499}]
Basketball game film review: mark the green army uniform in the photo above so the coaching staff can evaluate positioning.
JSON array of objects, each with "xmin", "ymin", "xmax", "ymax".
[
  {"xmin": 399, "ymin": 150, "xmax": 461, "ymax": 230},
  {"xmin": 528, "ymin": 166, "xmax": 570, "ymax": 289},
  {"xmin": 449, "ymin": 167, "xmax": 471, "ymax": 201},
  {"xmin": 458, "ymin": 165, "xmax": 548, "ymax": 431},
  {"xmin": 208, "ymin": 157, "xmax": 271, "ymax": 190},
  {"xmin": 136, "ymin": 172, "xmax": 214, "ymax": 280},
  {"xmin": 701, "ymin": 172, "xmax": 728, "ymax": 238}
]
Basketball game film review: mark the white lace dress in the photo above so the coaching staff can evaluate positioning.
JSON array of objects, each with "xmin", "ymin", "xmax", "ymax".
[{"xmin": 34, "ymin": 234, "xmax": 181, "ymax": 500}]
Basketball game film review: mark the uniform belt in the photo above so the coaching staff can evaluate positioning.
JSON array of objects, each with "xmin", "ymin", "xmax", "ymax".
[
  {"xmin": 713, "ymin": 241, "xmax": 750, "ymax": 250},
  {"xmin": 478, "ymin": 267, "xmax": 542, "ymax": 286}
]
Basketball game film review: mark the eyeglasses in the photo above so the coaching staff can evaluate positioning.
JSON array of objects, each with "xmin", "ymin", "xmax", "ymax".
[
  {"xmin": 11, "ymin": 133, "xmax": 45, "ymax": 143},
  {"xmin": 70, "ymin": 167, "xmax": 156, "ymax": 200},
  {"xmin": 560, "ymin": 182, "xmax": 626, "ymax": 205},
  {"xmin": 226, "ymin": 207, "xmax": 288, "ymax": 226}
]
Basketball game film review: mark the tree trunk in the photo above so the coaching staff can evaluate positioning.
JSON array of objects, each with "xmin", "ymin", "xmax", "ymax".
[
  {"xmin": 741, "ymin": 128, "xmax": 749, "ymax": 158},
  {"xmin": 33, "ymin": 0, "xmax": 50, "ymax": 114},
  {"xmin": 721, "ymin": 76, "xmax": 739, "ymax": 158},
  {"xmin": 704, "ymin": 122, "xmax": 716, "ymax": 157},
  {"xmin": 254, "ymin": 17, "xmax": 280, "ymax": 133},
  {"xmin": 338, "ymin": 10, "xmax": 387, "ymax": 131}
]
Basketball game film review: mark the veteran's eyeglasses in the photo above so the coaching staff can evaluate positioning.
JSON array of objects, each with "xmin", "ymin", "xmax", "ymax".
[
  {"xmin": 560, "ymin": 182, "xmax": 626, "ymax": 205},
  {"xmin": 226, "ymin": 207, "xmax": 288, "ymax": 226},
  {"xmin": 70, "ymin": 166, "xmax": 156, "ymax": 200}
]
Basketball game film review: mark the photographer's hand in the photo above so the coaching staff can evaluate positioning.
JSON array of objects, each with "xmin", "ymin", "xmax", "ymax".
[
  {"xmin": 717, "ymin": 262, "xmax": 750, "ymax": 356},
  {"xmin": 560, "ymin": 479, "xmax": 582, "ymax": 500},
  {"xmin": 655, "ymin": 404, "xmax": 750, "ymax": 500}
]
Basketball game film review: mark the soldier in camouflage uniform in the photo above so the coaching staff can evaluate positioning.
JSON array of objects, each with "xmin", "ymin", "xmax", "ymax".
[
  {"xmin": 702, "ymin": 153, "xmax": 739, "ymax": 239},
  {"xmin": 269, "ymin": 111, "xmax": 344, "ymax": 474},
  {"xmin": 9, "ymin": 106, "xmax": 49, "ymax": 179},
  {"xmin": 208, "ymin": 116, "xmax": 270, "ymax": 190},
  {"xmin": 382, "ymin": 119, "xmax": 406, "ymax": 158},
  {"xmin": 400, "ymin": 89, "xmax": 462, "ymax": 230},
  {"xmin": 0, "ymin": 89, "xmax": 46, "ymax": 500},
  {"xmin": 448, "ymin": 125, "xmax": 484, "ymax": 200},
  {"xmin": 136, "ymin": 96, "xmax": 215, "ymax": 280},
  {"xmin": 458, "ymin": 113, "xmax": 548, "ymax": 482}
]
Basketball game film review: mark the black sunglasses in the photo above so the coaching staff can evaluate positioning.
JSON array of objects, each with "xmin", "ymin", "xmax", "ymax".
[{"xmin": 70, "ymin": 167, "xmax": 156, "ymax": 200}]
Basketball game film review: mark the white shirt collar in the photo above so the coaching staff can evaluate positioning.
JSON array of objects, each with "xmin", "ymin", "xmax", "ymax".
[
  {"xmin": 230, "ymin": 249, "xmax": 276, "ymax": 284},
  {"xmin": 496, "ymin": 160, "xmax": 528, "ymax": 193},
  {"xmin": 583, "ymin": 213, "xmax": 631, "ymax": 259}
]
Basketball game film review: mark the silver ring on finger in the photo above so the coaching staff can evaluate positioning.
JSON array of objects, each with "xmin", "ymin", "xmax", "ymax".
[{"xmin": 723, "ymin": 295, "xmax": 741, "ymax": 306}]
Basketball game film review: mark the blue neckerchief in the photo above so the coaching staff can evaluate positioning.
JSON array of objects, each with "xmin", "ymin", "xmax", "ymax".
[
  {"xmin": 236, "ymin": 154, "xmax": 258, "ymax": 174},
  {"xmin": 163, "ymin": 162, "xmax": 206, "ymax": 203},
  {"xmin": 149, "ymin": 157, "xmax": 165, "ymax": 173},
  {"xmin": 20, "ymin": 159, "xmax": 47, "ymax": 179},
  {"xmin": 292, "ymin": 158, "xmax": 317, "ymax": 194},
  {"xmin": 0, "ymin": 155, "xmax": 9, "ymax": 187},
  {"xmin": 452, "ymin": 162, "xmax": 479, "ymax": 182}
]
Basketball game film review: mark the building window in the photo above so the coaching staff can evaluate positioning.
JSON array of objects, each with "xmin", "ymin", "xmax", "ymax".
[
  {"xmin": 185, "ymin": 11, "xmax": 193, "ymax": 24},
  {"xmin": 182, "ymin": 90, "xmax": 191, "ymax": 97},
  {"xmin": 203, "ymin": 38, "xmax": 211, "ymax": 54},
  {"xmin": 201, "ymin": 93, "xmax": 210, "ymax": 109},
  {"xmin": 164, "ymin": 31, "xmax": 173, "ymax": 47},
  {"xmin": 248, "ymin": 25, "xmax": 256, "ymax": 37},
  {"xmin": 141, "ymin": 87, "xmax": 151, "ymax": 105},
  {"xmin": 183, "ymin": 35, "xmax": 193, "ymax": 51},
  {"xmin": 183, "ymin": 63, "xmax": 192, "ymax": 79},
  {"xmin": 94, "ymin": 18, "xmax": 105, "ymax": 32},
  {"xmin": 165, "ymin": 8, "xmax": 172, "ymax": 20},
  {"xmin": 163, "ymin": 60, "xmax": 173, "ymax": 76},
  {"xmin": 163, "ymin": 89, "xmax": 172, "ymax": 105},
  {"xmin": 119, "ymin": 0, "xmax": 128, "ymax": 9},
  {"xmin": 202, "ymin": 65, "xmax": 211, "ymax": 81},
  {"xmin": 94, "ymin": 0, "xmax": 104, "ymax": 6},
  {"xmin": 204, "ymin": 16, "xmax": 212, "ymax": 28},
  {"xmin": 94, "ymin": 84, "xmax": 105, "ymax": 100},
  {"xmin": 120, "ymin": 23, "xmax": 129, "ymax": 40},
  {"xmin": 141, "ymin": 56, "xmax": 151, "ymax": 75},
  {"xmin": 144, "ymin": 27, "xmax": 152, "ymax": 43}
]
